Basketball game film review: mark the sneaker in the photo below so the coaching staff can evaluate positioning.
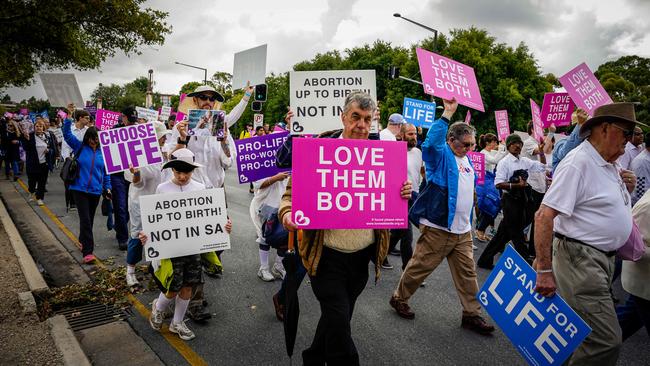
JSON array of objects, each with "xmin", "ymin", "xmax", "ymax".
[
  {"xmin": 389, "ymin": 296, "xmax": 415, "ymax": 319},
  {"xmin": 82, "ymin": 254, "xmax": 97, "ymax": 264},
  {"xmin": 420, "ymin": 280, "xmax": 426, "ymax": 288},
  {"xmin": 29, "ymin": 194, "xmax": 35, "ymax": 202},
  {"xmin": 461, "ymin": 315, "xmax": 495, "ymax": 335},
  {"xmin": 36, "ymin": 199, "xmax": 44, "ymax": 206},
  {"xmin": 257, "ymin": 267, "xmax": 274, "ymax": 282},
  {"xmin": 272, "ymin": 293, "xmax": 284, "ymax": 322},
  {"xmin": 381, "ymin": 258, "xmax": 393, "ymax": 270},
  {"xmin": 389, "ymin": 249, "xmax": 401, "ymax": 256},
  {"xmin": 169, "ymin": 320, "xmax": 195, "ymax": 341},
  {"xmin": 271, "ymin": 262, "xmax": 286, "ymax": 280},
  {"xmin": 126, "ymin": 273, "xmax": 140, "ymax": 287},
  {"xmin": 186, "ymin": 306, "xmax": 211, "ymax": 322},
  {"xmin": 149, "ymin": 299, "xmax": 164, "ymax": 331}
]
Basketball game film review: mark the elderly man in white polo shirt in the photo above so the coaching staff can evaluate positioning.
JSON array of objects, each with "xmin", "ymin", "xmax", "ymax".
[
  {"xmin": 379, "ymin": 113, "xmax": 405, "ymax": 141},
  {"xmin": 534, "ymin": 103, "xmax": 648, "ymax": 366}
]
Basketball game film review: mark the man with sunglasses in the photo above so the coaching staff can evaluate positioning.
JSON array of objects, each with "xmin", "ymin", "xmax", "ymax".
[
  {"xmin": 617, "ymin": 126, "xmax": 645, "ymax": 170},
  {"xmin": 534, "ymin": 103, "xmax": 648, "ymax": 366}
]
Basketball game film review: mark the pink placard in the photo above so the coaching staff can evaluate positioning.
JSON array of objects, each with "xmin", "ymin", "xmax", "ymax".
[
  {"xmin": 467, "ymin": 152, "xmax": 485, "ymax": 185},
  {"xmin": 465, "ymin": 110, "xmax": 471, "ymax": 124},
  {"xmin": 175, "ymin": 93, "xmax": 187, "ymax": 122},
  {"xmin": 495, "ymin": 110, "xmax": 510, "ymax": 141},
  {"xmin": 559, "ymin": 62, "xmax": 612, "ymax": 115},
  {"xmin": 416, "ymin": 48, "xmax": 485, "ymax": 112},
  {"xmin": 530, "ymin": 99, "xmax": 545, "ymax": 143},
  {"xmin": 540, "ymin": 92, "xmax": 574, "ymax": 128},
  {"xmin": 95, "ymin": 109, "xmax": 121, "ymax": 131},
  {"xmin": 291, "ymin": 138, "xmax": 408, "ymax": 229}
]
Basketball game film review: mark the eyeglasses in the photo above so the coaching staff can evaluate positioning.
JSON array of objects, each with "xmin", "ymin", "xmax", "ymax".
[
  {"xmin": 610, "ymin": 124, "xmax": 634, "ymax": 139},
  {"xmin": 453, "ymin": 139, "xmax": 474, "ymax": 148},
  {"xmin": 197, "ymin": 94, "xmax": 217, "ymax": 102}
]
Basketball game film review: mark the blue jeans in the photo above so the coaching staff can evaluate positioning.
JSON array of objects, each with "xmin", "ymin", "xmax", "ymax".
[
  {"xmin": 4, "ymin": 160, "xmax": 19, "ymax": 177},
  {"xmin": 617, "ymin": 294, "xmax": 650, "ymax": 341},
  {"xmin": 126, "ymin": 238, "xmax": 143, "ymax": 266},
  {"xmin": 110, "ymin": 174, "xmax": 130, "ymax": 244}
]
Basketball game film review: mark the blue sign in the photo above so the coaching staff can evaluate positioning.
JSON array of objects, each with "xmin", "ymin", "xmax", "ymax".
[
  {"xmin": 477, "ymin": 246, "xmax": 591, "ymax": 366},
  {"xmin": 28, "ymin": 112, "xmax": 37, "ymax": 123},
  {"xmin": 402, "ymin": 97, "xmax": 436, "ymax": 128}
]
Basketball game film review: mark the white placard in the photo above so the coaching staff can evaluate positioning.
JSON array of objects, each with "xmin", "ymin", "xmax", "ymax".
[
  {"xmin": 141, "ymin": 188, "xmax": 230, "ymax": 260},
  {"xmin": 290, "ymin": 70, "xmax": 377, "ymax": 135},
  {"xmin": 159, "ymin": 106, "xmax": 172, "ymax": 121},
  {"xmin": 253, "ymin": 113, "xmax": 264, "ymax": 129},
  {"xmin": 136, "ymin": 106, "xmax": 159, "ymax": 122},
  {"xmin": 39, "ymin": 73, "xmax": 84, "ymax": 107},
  {"xmin": 232, "ymin": 44, "xmax": 267, "ymax": 90}
]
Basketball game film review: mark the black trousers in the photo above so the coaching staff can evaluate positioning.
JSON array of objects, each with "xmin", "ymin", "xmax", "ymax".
[
  {"xmin": 389, "ymin": 225, "xmax": 414, "ymax": 270},
  {"xmin": 71, "ymin": 190, "xmax": 101, "ymax": 256},
  {"xmin": 478, "ymin": 191, "xmax": 534, "ymax": 266},
  {"xmin": 27, "ymin": 163, "xmax": 48, "ymax": 200},
  {"xmin": 302, "ymin": 245, "xmax": 373, "ymax": 366},
  {"xmin": 528, "ymin": 190, "xmax": 545, "ymax": 257}
]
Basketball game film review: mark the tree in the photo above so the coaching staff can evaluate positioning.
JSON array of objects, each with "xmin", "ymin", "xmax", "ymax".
[
  {"xmin": 89, "ymin": 76, "xmax": 149, "ymax": 111},
  {"xmin": 0, "ymin": 0, "xmax": 171, "ymax": 89},
  {"xmin": 596, "ymin": 55, "xmax": 650, "ymax": 124}
]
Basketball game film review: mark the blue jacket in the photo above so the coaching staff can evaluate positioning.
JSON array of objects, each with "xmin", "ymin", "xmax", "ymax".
[
  {"xmin": 63, "ymin": 119, "xmax": 111, "ymax": 195},
  {"xmin": 410, "ymin": 117, "xmax": 476, "ymax": 228},
  {"xmin": 552, "ymin": 124, "xmax": 582, "ymax": 172}
]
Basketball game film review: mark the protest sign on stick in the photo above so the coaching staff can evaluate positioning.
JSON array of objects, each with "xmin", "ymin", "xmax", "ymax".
[
  {"xmin": 159, "ymin": 106, "xmax": 172, "ymax": 121},
  {"xmin": 290, "ymin": 70, "xmax": 377, "ymax": 135},
  {"xmin": 559, "ymin": 62, "xmax": 612, "ymax": 115},
  {"xmin": 402, "ymin": 97, "xmax": 437, "ymax": 128},
  {"xmin": 291, "ymin": 138, "xmax": 407, "ymax": 229},
  {"xmin": 467, "ymin": 152, "xmax": 485, "ymax": 185},
  {"xmin": 416, "ymin": 48, "xmax": 485, "ymax": 112},
  {"xmin": 98, "ymin": 122, "xmax": 163, "ymax": 174},
  {"xmin": 95, "ymin": 109, "xmax": 121, "ymax": 131},
  {"xmin": 39, "ymin": 73, "xmax": 84, "ymax": 107},
  {"xmin": 136, "ymin": 106, "xmax": 159, "ymax": 122},
  {"xmin": 478, "ymin": 245, "xmax": 591, "ymax": 366},
  {"xmin": 235, "ymin": 131, "xmax": 290, "ymax": 184},
  {"xmin": 141, "ymin": 188, "xmax": 230, "ymax": 260},
  {"xmin": 495, "ymin": 110, "xmax": 510, "ymax": 141},
  {"xmin": 540, "ymin": 93, "xmax": 574, "ymax": 128},
  {"xmin": 465, "ymin": 110, "xmax": 472, "ymax": 124},
  {"xmin": 232, "ymin": 44, "xmax": 267, "ymax": 90},
  {"xmin": 530, "ymin": 99, "xmax": 545, "ymax": 143}
]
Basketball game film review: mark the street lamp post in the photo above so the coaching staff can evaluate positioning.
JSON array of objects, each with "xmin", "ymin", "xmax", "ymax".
[
  {"xmin": 174, "ymin": 61, "xmax": 208, "ymax": 84},
  {"xmin": 393, "ymin": 13, "xmax": 438, "ymax": 51}
]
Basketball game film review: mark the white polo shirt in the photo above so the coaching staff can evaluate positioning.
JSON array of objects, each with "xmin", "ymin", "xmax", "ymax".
[
  {"xmin": 379, "ymin": 128, "xmax": 397, "ymax": 141},
  {"xmin": 543, "ymin": 140, "xmax": 632, "ymax": 251},
  {"xmin": 617, "ymin": 141, "xmax": 645, "ymax": 170},
  {"xmin": 494, "ymin": 153, "xmax": 546, "ymax": 185},
  {"xmin": 407, "ymin": 147, "xmax": 423, "ymax": 194}
]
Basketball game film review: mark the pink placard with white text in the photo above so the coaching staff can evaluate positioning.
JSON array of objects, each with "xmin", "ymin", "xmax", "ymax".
[
  {"xmin": 95, "ymin": 109, "xmax": 121, "ymax": 131},
  {"xmin": 291, "ymin": 138, "xmax": 408, "ymax": 229},
  {"xmin": 495, "ymin": 110, "xmax": 510, "ymax": 141},
  {"xmin": 559, "ymin": 62, "xmax": 612, "ymax": 115},
  {"xmin": 467, "ymin": 152, "xmax": 485, "ymax": 185},
  {"xmin": 540, "ymin": 92, "xmax": 574, "ymax": 128},
  {"xmin": 416, "ymin": 48, "xmax": 485, "ymax": 112},
  {"xmin": 530, "ymin": 99, "xmax": 545, "ymax": 143}
]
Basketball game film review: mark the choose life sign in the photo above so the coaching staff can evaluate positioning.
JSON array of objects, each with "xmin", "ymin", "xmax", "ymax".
[
  {"xmin": 234, "ymin": 131, "xmax": 290, "ymax": 183},
  {"xmin": 540, "ymin": 93, "xmax": 574, "ymax": 128},
  {"xmin": 478, "ymin": 246, "xmax": 591, "ymax": 366},
  {"xmin": 402, "ymin": 97, "xmax": 437, "ymax": 128},
  {"xmin": 416, "ymin": 48, "xmax": 485, "ymax": 112},
  {"xmin": 98, "ymin": 122, "xmax": 164, "ymax": 174},
  {"xmin": 140, "ymin": 188, "xmax": 230, "ymax": 260},
  {"xmin": 495, "ymin": 110, "xmax": 510, "ymax": 141},
  {"xmin": 291, "ymin": 138, "xmax": 407, "ymax": 229},
  {"xmin": 559, "ymin": 62, "xmax": 612, "ymax": 115},
  {"xmin": 289, "ymin": 70, "xmax": 376, "ymax": 135}
]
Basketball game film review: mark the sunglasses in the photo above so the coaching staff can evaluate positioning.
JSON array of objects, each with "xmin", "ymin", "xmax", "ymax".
[
  {"xmin": 610, "ymin": 124, "xmax": 634, "ymax": 139},
  {"xmin": 197, "ymin": 94, "xmax": 218, "ymax": 102}
]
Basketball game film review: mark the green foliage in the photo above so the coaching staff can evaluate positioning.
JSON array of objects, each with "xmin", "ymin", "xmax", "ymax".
[
  {"xmin": 89, "ymin": 76, "xmax": 152, "ymax": 111},
  {"xmin": 596, "ymin": 56, "xmax": 650, "ymax": 125},
  {"xmin": 0, "ymin": 0, "xmax": 171, "ymax": 89}
]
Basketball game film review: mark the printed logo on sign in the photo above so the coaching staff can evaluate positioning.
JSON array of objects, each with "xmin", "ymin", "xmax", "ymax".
[{"xmin": 294, "ymin": 210, "xmax": 311, "ymax": 226}]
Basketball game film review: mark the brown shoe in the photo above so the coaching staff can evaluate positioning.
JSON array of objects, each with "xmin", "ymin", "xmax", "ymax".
[
  {"xmin": 389, "ymin": 296, "xmax": 415, "ymax": 319},
  {"xmin": 272, "ymin": 293, "xmax": 284, "ymax": 322},
  {"xmin": 461, "ymin": 315, "xmax": 495, "ymax": 335}
]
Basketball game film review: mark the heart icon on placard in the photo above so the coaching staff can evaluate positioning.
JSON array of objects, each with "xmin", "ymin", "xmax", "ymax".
[
  {"xmin": 294, "ymin": 210, "xmax": 311, "ymax": 226},
  {"xmin": 240, "ymin": 174, "xmax": 248, "ymax": 182},
  {"xmin": 425, "ymin": 83, "xmax": 434, "ymax": 94},
  {"xmin": 292, "ymin": 121, "xmax": 304, "ymax": 133}
]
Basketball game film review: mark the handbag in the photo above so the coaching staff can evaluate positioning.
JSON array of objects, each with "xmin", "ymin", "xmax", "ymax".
[
  {"xmin": 262, "ymin": 211, "xmax": 289, "ymax": 250},
  {"xmin": 60, "ymin": 147, "xmax": 81, "ymax": 184},
  {"xmin": 617, "ymin": 220, "xmax": 646, "ymax": 261}
]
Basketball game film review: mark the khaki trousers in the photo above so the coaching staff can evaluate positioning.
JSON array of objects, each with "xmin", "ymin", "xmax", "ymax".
[
  {"xmin": 394, "ymin": 225, "xmax": 481, "ymax": 317},
  {"xmin": 553, "ymin": 238, "xmax": 622, "ymax": 366}
]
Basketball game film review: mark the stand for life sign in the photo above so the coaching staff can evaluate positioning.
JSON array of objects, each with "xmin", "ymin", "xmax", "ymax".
[
  {"xmin": 478, "ymin": 246, "xmax": 591, "ymax": 366},
  {"xmin": 402, "ymin": 97, "xmax": 436, "ymax": 128},
  {"xmin": 140, "ymin": 188, "xmax": 230, "ymax": 260},
  {"xmin": 291, "ymin": 138, "xmax": 407, "ymax": 229},
  {"xmin": 234, "ymin": 131, "xmax": 290, "ymax": 183}
]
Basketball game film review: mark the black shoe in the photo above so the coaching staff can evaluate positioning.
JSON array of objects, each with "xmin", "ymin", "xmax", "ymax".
[
  {"xmin": 477, "ymin": 261, "xmax": 494, "ymax": 270},
  {"xmin": 381, "ymin": 258, "xmax": 393, "ymax": 270},
  {"xmin": 118, "ymin": 241, "xmax": 128, "ymax": 251},
  {"xmin": 187, "ymin": 307, "xmax": 212, "ymax": 322},
  {"xmin": 389, "ymin": 249, "xmax": 401, "ymax": 256},
  {"xmin": 389, "ymin": 296, "xmax": 415, "ymax": 319},
  {"xmin": 462, "ymin": 315, "xmax": 495, "ymax": 336}
]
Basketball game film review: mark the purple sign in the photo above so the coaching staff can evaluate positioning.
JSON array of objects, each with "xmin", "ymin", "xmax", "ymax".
[
  {"xmin": 559, "ymin": 62, "xmax": 612, "ymax": 115},
  {"xmin": 234, "ymin": 131, "xmax": 290, "ymax": 184},
  {"xmin": 98, "ymin": 122, "xmax": 163, "ymax": 174},
  {"xmin": 540, "ymin": 93, "xmax": 574, "ymax": 128},
  {"xmin": 495, "ymin": 110, "xmax": 510, "ymax": 142},
  {"xmin": 291, "ymin": 138, "xmax": 408, "ymax": 229},
  {"xmin": 530, "ymin": 99, "xmax": 545, "ymax": 143},
  {"xmin": 19, "ymin": 108, "xmax": 29, "ymax": 115},
  {"xmin": 95, "ymin": 109, "xmax": 121, "ymax": 131},
  {"xmin": 468, "ymin": 152, "xmax": 485, "ymax": 185},
  {"xmin": 416, "ymin": 48, "xmax": 485, "ymax": 112},
  {"xmin": 84, "ymin": 105, "xmax": 98, "ymax": 118}
]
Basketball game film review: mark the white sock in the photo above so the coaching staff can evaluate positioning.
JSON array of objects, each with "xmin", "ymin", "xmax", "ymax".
[
  {"xmin": 259, "ymin": 249, "xmax": 269, "ymax": 269},
  {"xmin": 274, "ymin": 255, "xmax": 284, "ymax": 266},
  {"xmin": 173, "ymin": 297, "xmax": 190, "ymax": 324},
  {"xmin": 127, "ymin": 265, "xmax": 135, "ymax": 275},
  {"xmin": 156, "ymin": 293, "xmax": 172, "ymax": 312}
]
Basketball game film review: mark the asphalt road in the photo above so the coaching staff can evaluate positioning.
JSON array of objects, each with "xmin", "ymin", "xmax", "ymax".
[{"xmin": 15, "ymin": 168, "xmax": 650, "ymax": 366}]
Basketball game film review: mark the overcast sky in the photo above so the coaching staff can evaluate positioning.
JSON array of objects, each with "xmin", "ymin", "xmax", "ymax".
[{"xmin": 6, "ymin": 0, "xmax": 650, "ymax": 102}]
